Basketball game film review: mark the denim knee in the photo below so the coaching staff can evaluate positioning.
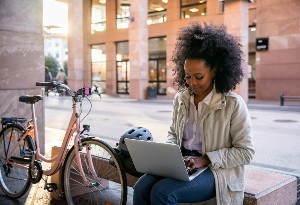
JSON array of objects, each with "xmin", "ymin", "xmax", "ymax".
[
  {"xmin": 133, "ymin": 174, "xmax": 162, "ymax": 205},
  {"xmin": 150, "ymin": 179, "xmax": 177, "ymax": 205}
]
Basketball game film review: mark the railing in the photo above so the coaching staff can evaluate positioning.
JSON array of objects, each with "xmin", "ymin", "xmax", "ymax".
[{"xmin": 280, "ymin": 93, "xmax": 300, "ymax": 106}]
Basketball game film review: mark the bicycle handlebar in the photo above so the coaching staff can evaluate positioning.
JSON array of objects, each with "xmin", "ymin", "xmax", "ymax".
[
  {"xmin": 36, "ymin": 81, "xmax": 88, "ymax": 97},
  {"xmin": 36, "ymin": 82, "xmax": 51, "ymax": 87}
]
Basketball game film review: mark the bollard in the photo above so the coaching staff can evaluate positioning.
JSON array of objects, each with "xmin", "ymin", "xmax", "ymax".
[{"xmin": 280, "ymin": 93, "xmax": 284, "ymax": 106}]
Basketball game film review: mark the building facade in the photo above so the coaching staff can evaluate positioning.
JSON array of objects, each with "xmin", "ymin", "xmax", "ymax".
[
  {"xmin": 66, "ymin": 0, "xmax": 251, "ymax": 101},
  {"xmin": 254, "ymin": 0, "xmax": 300, "ymax": 100},
  {"xmin": 0, "ymin": 0, "xmax": 299, "ymax": 152},
  {"xmin": 65, "ymin": 0, "xmax": 300, "ymax": 101},
  {"xmin": 44, "ymin": 30, "xmax": 68, "ymax": 69}
]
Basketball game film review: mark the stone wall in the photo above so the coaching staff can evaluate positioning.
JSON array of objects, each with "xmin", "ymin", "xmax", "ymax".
[
  {"xmin": 256, "ymin": 0, "xmax": 300, "ymax": 100},
  {"xmin": 0, "ymin": 0, "xmax": 45, "ymax": 153}
]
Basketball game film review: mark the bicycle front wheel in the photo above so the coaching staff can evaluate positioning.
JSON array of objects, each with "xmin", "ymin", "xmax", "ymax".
[
  {"xmin": 63, "ymin": 138, "xmax": 127, "ymax": 205},
  {"xmin": 0, "ymin": 124, "xmax": 34, "ymax": 198}
]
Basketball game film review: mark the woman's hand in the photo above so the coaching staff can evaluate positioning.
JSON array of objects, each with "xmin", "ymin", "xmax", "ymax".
[{"xmin": 184, "ymin": 155, "xmax": 210, "ymax": 170}]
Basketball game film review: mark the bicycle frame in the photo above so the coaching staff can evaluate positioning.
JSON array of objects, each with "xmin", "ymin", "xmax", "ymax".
[{"xmin": 6, "ymin": 94, "xmax": 97, "ymax": 186}]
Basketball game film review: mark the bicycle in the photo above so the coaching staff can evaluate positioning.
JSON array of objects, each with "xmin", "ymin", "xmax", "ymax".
[{"xmin": 0, "ymin": 81, "xmax": 127, "ymax": 205}]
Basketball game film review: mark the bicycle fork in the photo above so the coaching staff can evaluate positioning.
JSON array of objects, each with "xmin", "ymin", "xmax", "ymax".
[{"xmin": 74, "ymin": 134, "xmax": 99, "ymax": 187}]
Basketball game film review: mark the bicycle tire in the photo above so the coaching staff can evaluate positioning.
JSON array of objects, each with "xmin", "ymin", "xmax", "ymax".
[
  {"xmin": 63, "ymin": 138, "xmax": 127, "ymax": 205},
  {"xmin": 0, "ymin": 124, "xmax": 34, "ymax": 198}
]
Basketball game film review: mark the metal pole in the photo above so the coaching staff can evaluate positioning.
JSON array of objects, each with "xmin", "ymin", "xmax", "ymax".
[{"xmin": 280, "ymin": 93, "xmax": 284, "ymax": 106}]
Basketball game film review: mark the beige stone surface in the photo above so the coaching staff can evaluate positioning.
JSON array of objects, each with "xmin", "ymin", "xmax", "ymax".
[
  {"xmin": 0, "ymin": 0, "xmax": 45, "ymax": 153},
  {"xmin": 256, "ymin": 0, "xmax": 300, "ymax": 100},
  {"xmin": 244, "ymin": 167, "xmax": 297, "ymax": 205}
]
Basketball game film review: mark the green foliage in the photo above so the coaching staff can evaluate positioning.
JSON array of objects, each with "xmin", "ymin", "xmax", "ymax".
[
  {"xmin": 63, "ymin": 60, "xmax": 68, "ymax": 75},
  {"xmin": 45, "ymin": 55, "xmax": 59, "ymax": 78}
]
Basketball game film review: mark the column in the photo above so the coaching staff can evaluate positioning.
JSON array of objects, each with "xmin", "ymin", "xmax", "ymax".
[
  {"xmin": 224, "ymin": 0, "xmax": 249, "ymax": 102},
  {"xmin": 105, "ymin": 0, "xmax": 117, "ymax": 95},
  {"xmin": 106, "ymin": 41, "xmax": 117, "ymax": 95},
  {"xmin": 128, "ymin": 0, "xmax": 148, "ymax": 99},
  {"xmin": 0, "ymin": 0, "xmax": 45, "ymax": 153},
  {"xmin": 165, "ymin": 0, "xmax": 181, "ymax": 97},
  {"xmin": 68, "ymin": 0, "xmax": 85, "ymax": 90}
]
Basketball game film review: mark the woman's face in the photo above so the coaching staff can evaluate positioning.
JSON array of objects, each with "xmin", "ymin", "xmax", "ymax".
[{"xmin": 184, "ymin": 59, "xmax": 215, "ymax": 97}]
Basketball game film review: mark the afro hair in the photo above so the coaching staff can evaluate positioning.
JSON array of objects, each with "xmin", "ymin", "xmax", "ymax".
[{"xmin": 171, "ymin": 22, "xmax": 244, "ymax": 93}]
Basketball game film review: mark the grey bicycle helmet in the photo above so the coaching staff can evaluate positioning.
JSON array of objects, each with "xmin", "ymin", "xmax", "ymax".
[{"xmin": 117, "ymin": 127, "xmax": 153, "ymax": 153}]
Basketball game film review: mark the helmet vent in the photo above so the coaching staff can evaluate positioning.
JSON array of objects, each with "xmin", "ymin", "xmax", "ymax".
[
  {"xmin": 117, "ymin": 127, "xmax": 153, "ymax": 153},
  {"xmin": 128, "ymin": 129, "xmax": 135, "ymax": 134}
]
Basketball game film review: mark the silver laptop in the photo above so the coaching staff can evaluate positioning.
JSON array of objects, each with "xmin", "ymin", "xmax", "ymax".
[{"xmin": 124, "ymin": 138, "xmax": 208, "ymax": 181}]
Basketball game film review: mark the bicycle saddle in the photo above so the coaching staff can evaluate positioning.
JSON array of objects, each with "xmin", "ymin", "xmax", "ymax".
[{"xmin": 19, "ymin": 95, "xmax": 43, "ymax": 104}]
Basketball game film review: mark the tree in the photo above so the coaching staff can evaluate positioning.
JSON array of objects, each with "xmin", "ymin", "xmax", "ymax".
[
  {"xmin": 63, "ymin": 60, "xmax": 68, "ymax": 76},
  {"xmin": 45, "ymin": 55, "xmax": 59, "ymax": 78}
]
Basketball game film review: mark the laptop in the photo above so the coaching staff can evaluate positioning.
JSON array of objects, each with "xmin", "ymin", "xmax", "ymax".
[{"xmin": 124, "ymin": 138, "xmax": 208, "ymax": 181}]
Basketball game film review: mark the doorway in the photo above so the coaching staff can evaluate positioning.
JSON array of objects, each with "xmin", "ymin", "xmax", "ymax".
[
  {"xmin": 149, "ymin": 59, "xmax": 167, "ymax": 95},
  {"xmin": 116, "ymin": 60, "xmax": 130, "ymax": 94}
]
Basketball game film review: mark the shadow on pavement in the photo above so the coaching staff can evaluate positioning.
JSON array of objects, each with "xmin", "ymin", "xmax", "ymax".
[{"xmin": 0, "ymin": 184, "xmax": 66, "ymax": 205}]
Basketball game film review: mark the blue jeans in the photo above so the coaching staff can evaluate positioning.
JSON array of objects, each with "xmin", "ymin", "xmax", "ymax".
[{"xmin": 133, "ymin": 168, "xmax": 215, "ymax": 205}]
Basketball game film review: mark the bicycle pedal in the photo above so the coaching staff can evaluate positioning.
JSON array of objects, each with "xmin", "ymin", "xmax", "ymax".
[
  {"xmin": 45, "ymin": 183, "xmax": 57, "ymax": 192},
  {"xmin": 50, "ymin": 183, "xmax": 57, "ymax": 190}
]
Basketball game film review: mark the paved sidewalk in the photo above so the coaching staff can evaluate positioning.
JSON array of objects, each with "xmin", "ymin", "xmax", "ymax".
[{"xmin": 1, "ymin": 95, "xmax": 300, "ymax": 204}]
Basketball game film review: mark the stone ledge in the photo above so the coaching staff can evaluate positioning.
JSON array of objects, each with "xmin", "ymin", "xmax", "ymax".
[
  {"xmin": 126, "ymin": 166, "xmax": 298, "ymax": 205},
  {"xmin": 50, "ymin": 146, "xmax": 298, "ymax": 205},
  {"xmin": 243, "ymin": 166, "xmax": 297, "ymax": 205}
]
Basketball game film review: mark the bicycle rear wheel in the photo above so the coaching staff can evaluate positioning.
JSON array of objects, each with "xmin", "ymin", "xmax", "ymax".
[
  {"xmin": 0, "ymin": 124, "xmax": 34, "ymax": 198},
  {"xmin": 63, "ymin": 138, "xmax": 127, "ymax": 205}
]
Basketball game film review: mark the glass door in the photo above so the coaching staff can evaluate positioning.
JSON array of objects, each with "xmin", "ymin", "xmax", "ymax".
[
  {"xmin": 116, "ymin": 60, "xmax": 130, "ymax": 94},
  {"xmin": 149, "ymin": 59, "xmax": 166, "ymax": 95},
  {"xmin": 91, "ymin": 44, "xmax": 106, "ymax": 93}
]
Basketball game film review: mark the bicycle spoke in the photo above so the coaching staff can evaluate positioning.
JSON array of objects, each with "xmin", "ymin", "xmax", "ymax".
[
  {"xmin": 63, "ymin": 139, "xmax": 127, "ymax": 205},
  {"xmin": 0, "ymin": 124, "xmax": 33, "ymax": 198}
]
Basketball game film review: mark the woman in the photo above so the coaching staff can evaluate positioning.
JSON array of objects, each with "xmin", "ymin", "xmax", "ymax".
[{"xmin": 133, "ymin": 23, "xmax": 255, "ymax": 205}]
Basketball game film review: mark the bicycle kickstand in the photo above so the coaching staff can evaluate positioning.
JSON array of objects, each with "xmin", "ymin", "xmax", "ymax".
[{"xmin": 43, "ymin": 176, "xmax": 63, "ymax": 199}]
